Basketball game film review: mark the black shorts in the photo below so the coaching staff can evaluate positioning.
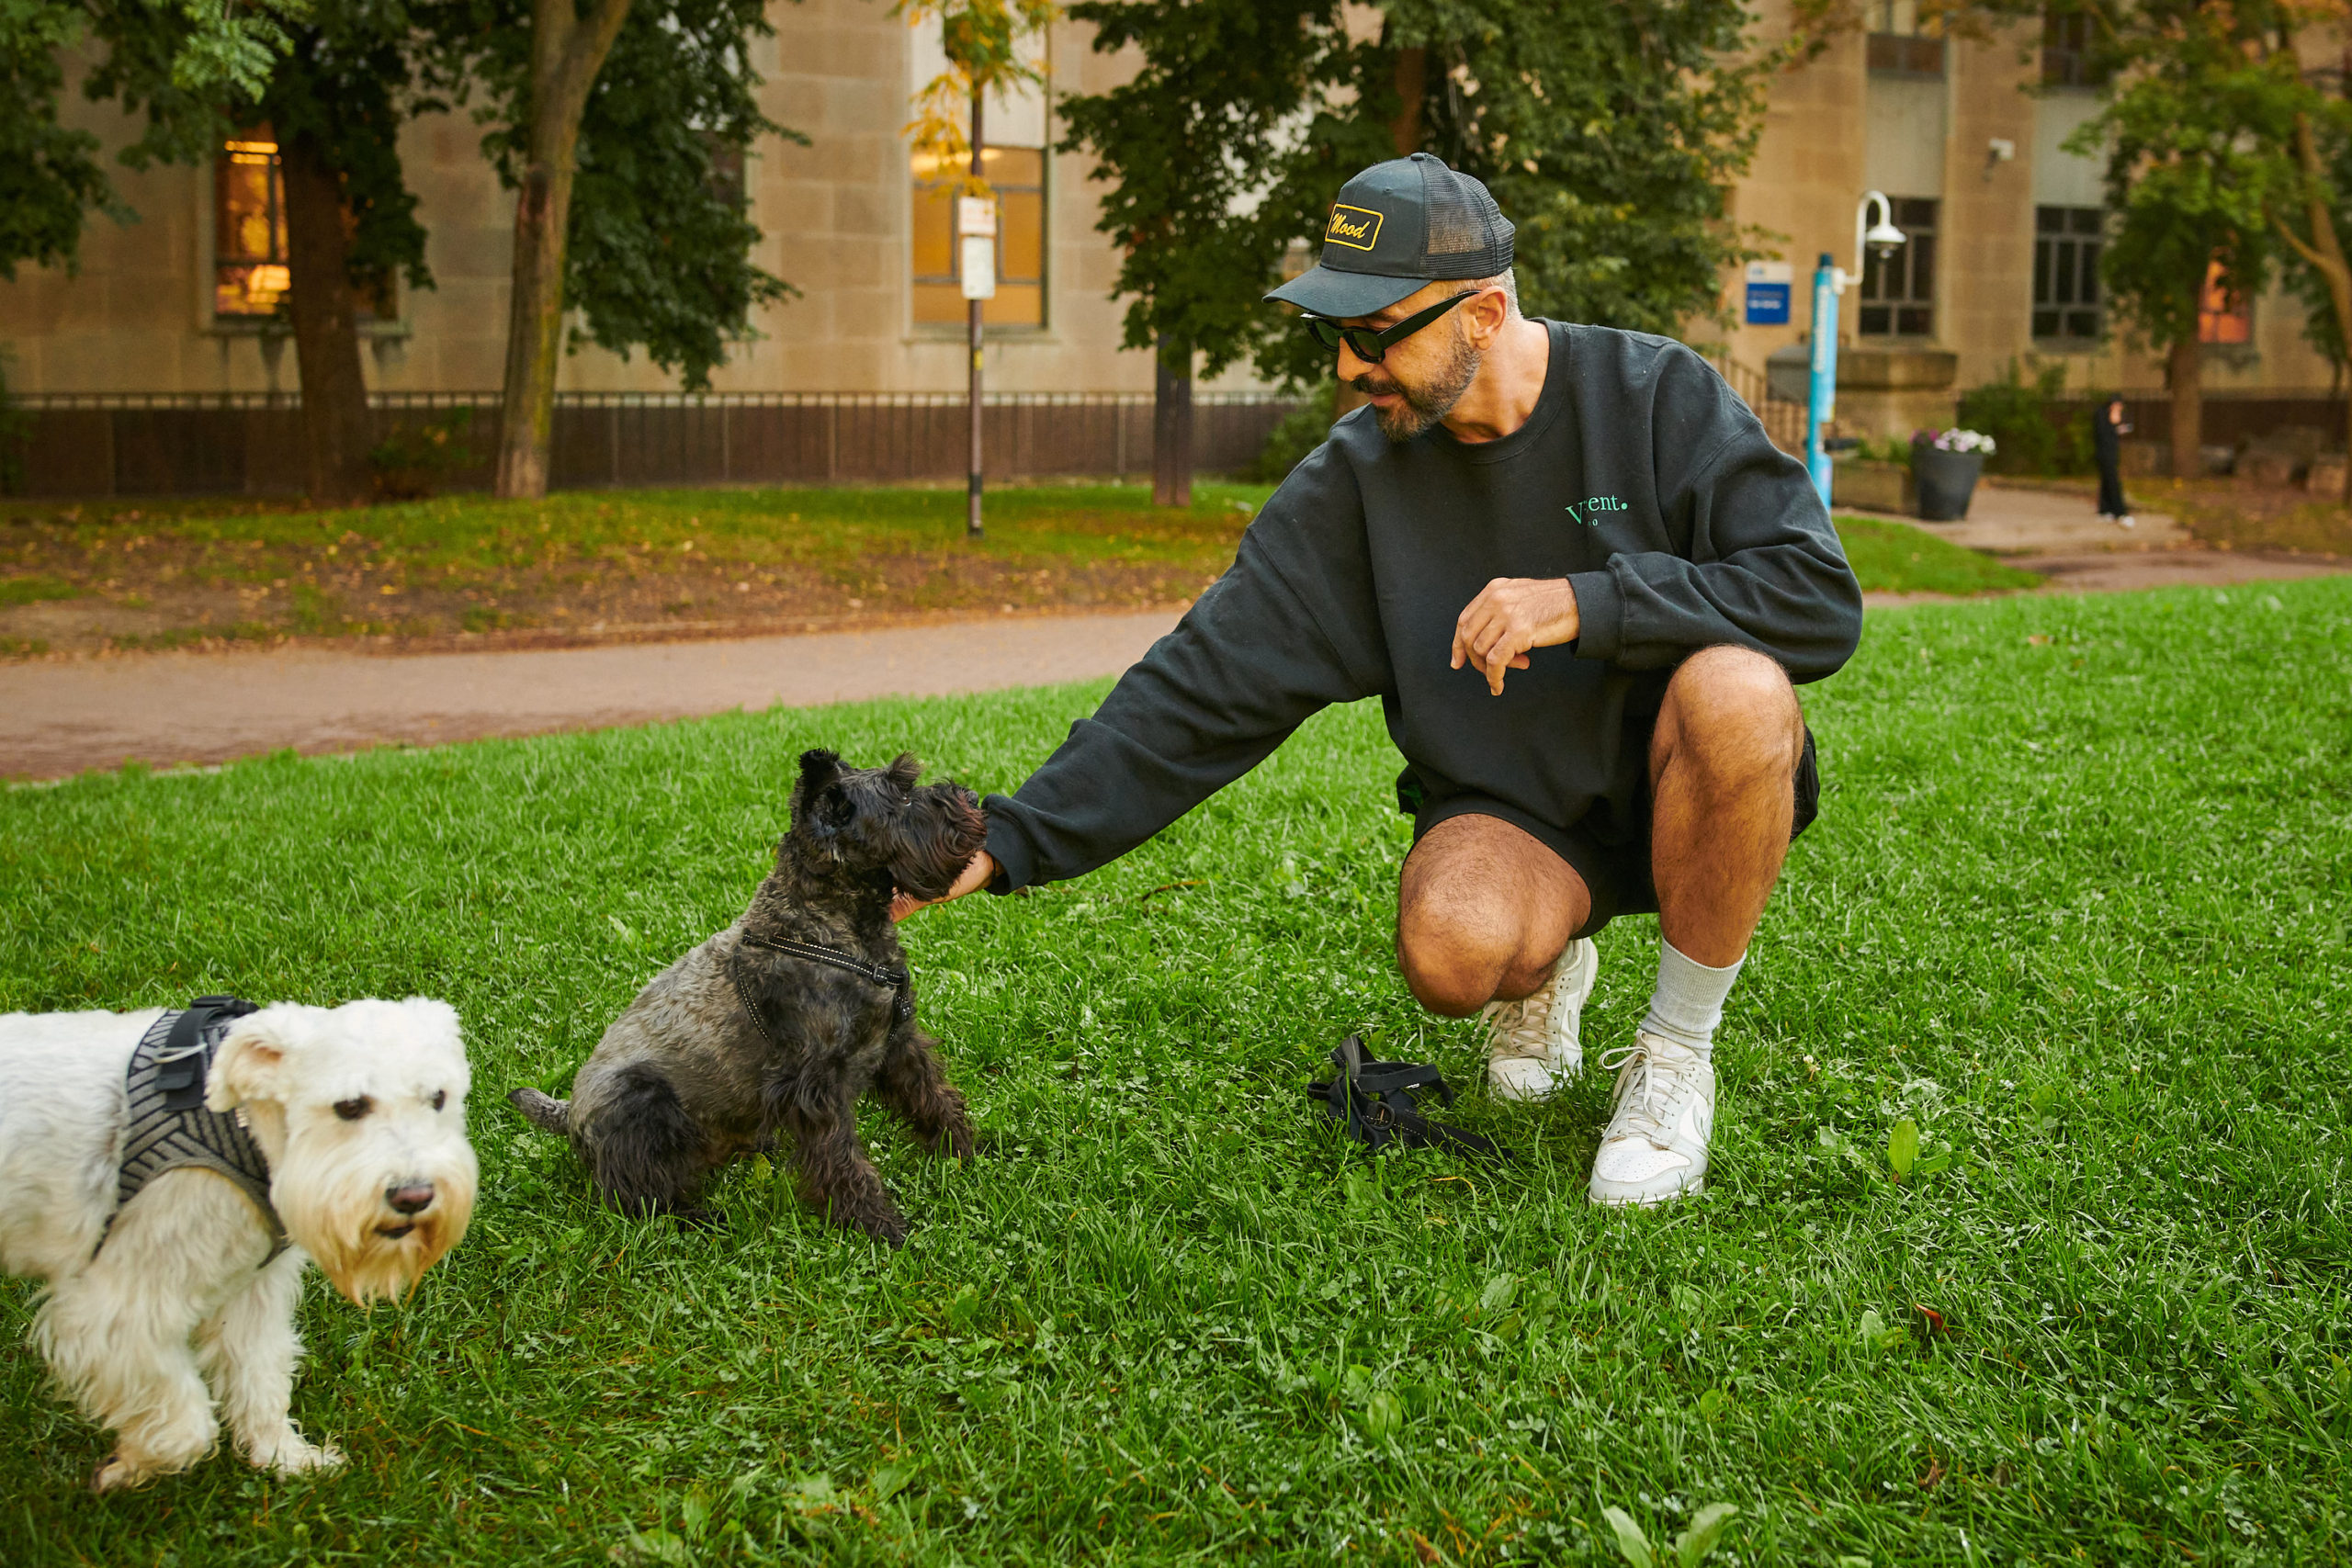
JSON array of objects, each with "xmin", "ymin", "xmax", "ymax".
[{"xmin": 1406, "ymin": 723, "xmax": 1820, "ymax": 941}]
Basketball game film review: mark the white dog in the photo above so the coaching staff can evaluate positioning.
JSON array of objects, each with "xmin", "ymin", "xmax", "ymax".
[{"xmin": 0, "ymin": 996, "xmax": 478, "ymax": 1490}]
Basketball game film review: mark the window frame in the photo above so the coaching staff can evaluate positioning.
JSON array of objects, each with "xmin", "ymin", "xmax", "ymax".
[
  {"xmin": 2197, "ymin": 257, "xmax": 2254, "ymax": 347},
  {"xmin": 910, "ymin": 143, "xmax": 1050, "ymax": 335},
  {"xmin": 1856, "ymin": 197, "xmax": 1939, "ymax": 341},
  {"xmin": 2031, "ymin": 204, "xmax": 2105, "ymax": 348},
  {"xmin": 206, "ymin": 127, "xmax": 402, "ymax": 336}
]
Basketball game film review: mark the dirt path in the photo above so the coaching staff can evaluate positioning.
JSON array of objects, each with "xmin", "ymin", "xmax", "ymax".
[
  {"xmin": 3, "ymin": 608, "xmax": 1185, "ymax": 781},
  {"xmin": 9, "ymin": 495, "xmax": 2349, "ymax": 783}
]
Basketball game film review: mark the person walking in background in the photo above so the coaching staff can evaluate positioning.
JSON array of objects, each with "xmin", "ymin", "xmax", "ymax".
[{"xmin": 2094, "ymin": 395, "xmax": 2135, "ymax": 528}]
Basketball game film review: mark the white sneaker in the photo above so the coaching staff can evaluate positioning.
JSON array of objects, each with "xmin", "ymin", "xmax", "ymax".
[
  {"xmin": 2118, "ymin": 514, "xmax": 2136, "ymax": 528},
  {"xmin": 1588, "ymin": 1031, "xmax": 1714, "ymax": 1206},
  {"xmin": 1481, "ymin": 937, "xmax": 1599, "ymax": 1101}
]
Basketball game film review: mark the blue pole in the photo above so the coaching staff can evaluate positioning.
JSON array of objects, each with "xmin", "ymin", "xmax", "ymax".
[{"xmin": 1805, "ymin": 251, "xmax": 1838, "ymax": 506}]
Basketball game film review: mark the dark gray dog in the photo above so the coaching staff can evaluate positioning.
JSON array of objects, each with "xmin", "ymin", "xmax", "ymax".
[{"xmin": 511, "ymin": 750, "xmax": 984, "ymax": 1243}]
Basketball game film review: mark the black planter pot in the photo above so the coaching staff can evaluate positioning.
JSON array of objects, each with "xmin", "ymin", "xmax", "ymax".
[{"xmin": 1912, "ymin": 446, "xmax": 1984, "ymax": 521}]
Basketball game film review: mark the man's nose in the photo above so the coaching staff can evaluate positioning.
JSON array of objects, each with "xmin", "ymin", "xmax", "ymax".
[{"xmin": 1336, "ymin": 340, "xmax": 1374, "ymax": 381}]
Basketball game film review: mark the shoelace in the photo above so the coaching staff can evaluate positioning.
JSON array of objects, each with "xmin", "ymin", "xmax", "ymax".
[
  {"xmin": 1486, "ymin": 988, "xmax": 1554, "ymax": 1057},
  {"xmin": 1597, "ymin": 1038, "xmax": 1698, "ymax": 1144}
]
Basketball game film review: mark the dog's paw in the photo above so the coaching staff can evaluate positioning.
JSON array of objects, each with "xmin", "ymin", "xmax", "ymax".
[
  {"xmin": 863, "ymin": 1213, "xmax": 910, "ymax": 1247},
  {"xmin": 256, "ymin": 1435, "xmax": 345, "ymax": 1475},
  {"xmin": 89, "ymin": 1455, "xmax": 147, "ymax": 1494}
]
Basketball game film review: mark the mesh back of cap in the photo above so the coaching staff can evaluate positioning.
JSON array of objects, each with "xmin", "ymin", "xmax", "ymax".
[{"xmin": 1419, "ymin": 163, "xmax": 1514, "ymax": 275}]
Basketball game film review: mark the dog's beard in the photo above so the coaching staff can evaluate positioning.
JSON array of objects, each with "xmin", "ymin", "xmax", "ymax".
[
  {"xmin": 272, "ymin": 1141, "xmax": 478, "ymax": 1306},
  {"xmin": 890, "ymin": 784, "xmax": 988, "ymax": 902},
  {"xmin": 1351, "ymin": 321, "xmax": 1482, "ymax": 443}
]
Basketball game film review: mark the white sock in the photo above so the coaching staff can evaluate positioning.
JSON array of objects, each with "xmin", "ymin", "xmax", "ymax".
[{"xmin": 1640, "ymin": 942, "xmax": 1745, "ymax": 1056}]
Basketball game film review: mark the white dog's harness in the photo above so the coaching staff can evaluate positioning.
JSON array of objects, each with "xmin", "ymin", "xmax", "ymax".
[{"xmin": 94, "ymin": 998, "xmax": 289, "ymax": 1265}]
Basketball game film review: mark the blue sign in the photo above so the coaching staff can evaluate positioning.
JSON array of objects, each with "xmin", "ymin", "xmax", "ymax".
[{"xmin": 1744, "ymin": 261, "xmax": 1793, "ymax": 326}]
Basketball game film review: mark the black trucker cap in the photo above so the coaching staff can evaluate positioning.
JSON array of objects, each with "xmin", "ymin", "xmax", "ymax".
[{"xmin": 1264, "ymin": 152, "xmax": 1515, "ymax": 320}]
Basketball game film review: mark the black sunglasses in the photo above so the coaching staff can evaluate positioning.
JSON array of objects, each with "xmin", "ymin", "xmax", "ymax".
[{"xmin": 1302, "ymin": 290, "xmax": 1482, "ymax": 364}]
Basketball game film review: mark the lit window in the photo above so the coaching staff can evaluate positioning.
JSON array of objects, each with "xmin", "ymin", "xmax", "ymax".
[
  {"xmin": 213, "ymin": 128, "xmax": 395, "ymax": 324},
  {"xmin": 2197, "ymin": 258, "xmax": 2251, "ymax": 345},
  {"xmin": 1858, "ymin": 197, "xmax": 1938, "ymax": 338},
  {"xmin": 908, "ymin": 16, "xmax": 1047, "ymax": 330},
  {"xmin": 216, "ymin": 132, "xmax": 289, "ymax": 318},
  {"xmin": 912, "ymin": 146, "xmax": 1045, "ymax": 328},
  {"xmin": 2032, "ymin": 205, "xmax": 2103, "ymax": 343}
]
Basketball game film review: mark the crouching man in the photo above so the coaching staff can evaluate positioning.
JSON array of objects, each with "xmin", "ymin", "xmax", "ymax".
[{"xmin": 906, "ymin": 154, "xmax": 1863, "ymax": 1206}]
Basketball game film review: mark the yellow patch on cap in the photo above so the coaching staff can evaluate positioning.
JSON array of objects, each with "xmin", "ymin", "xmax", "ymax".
[{"xmin": 1325, "ymin": 204, "xmax": 1384, "ymax": 251}]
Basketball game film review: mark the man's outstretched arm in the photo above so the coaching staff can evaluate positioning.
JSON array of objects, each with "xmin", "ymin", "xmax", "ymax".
[{"xmin": 898, "ymin": 452, "xmax": 1387, "ymax": 917}]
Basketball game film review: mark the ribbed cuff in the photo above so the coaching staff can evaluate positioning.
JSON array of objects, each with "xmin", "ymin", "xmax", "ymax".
[
  {"xmin": 980, "ymin": 801, "xmax": 1035, "ymax": 895},
  {"xmin": 1565, "ymin": 568, "xmax": 1623, "ymax": 661}
]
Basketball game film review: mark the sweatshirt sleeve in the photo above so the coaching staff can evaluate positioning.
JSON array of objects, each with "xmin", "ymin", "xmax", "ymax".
[
  {"xmin": 981, "ymin": 445, "xmax": 1388, "ymax": 892},
  {"xmin": 1565, "ymin": 343, "xmax": 1864, "ymax": 683}
]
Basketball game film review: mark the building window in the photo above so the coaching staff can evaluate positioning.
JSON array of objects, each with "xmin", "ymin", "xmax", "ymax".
[
  {"xmin": 2041, "ymin": 5, "xmax": 2108, "ymax": 87},
  {"xmin": 2032, "ymin": 205, "xmax": 2103, "ymax": 342},
  {"xmin": 1867, "ymin": 0, "xmax": 1944, "ymax": 76},
  {"xmin": 215, "ymin": 131, "xmax": 290, "ymax": 319},
  {"xmin": 213, "ymin": 130, "xmax": 395, "ymax": 325},
  {"xmin": 1859, "ymin": 197, "xmax": 1937, "ymax": 338},
  {"xmin": 2198, "ymin": 258, "xmax": 2252, "ymax": 344},
  {"xmin": 912, "ymin": 146, "xmax": 1046, "ymax": 328}
]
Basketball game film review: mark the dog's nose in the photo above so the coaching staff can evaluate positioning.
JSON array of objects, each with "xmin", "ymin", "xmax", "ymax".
[{"xmin": 386, "ymin": 1183, "xmax": 435, "ymax": 1215}]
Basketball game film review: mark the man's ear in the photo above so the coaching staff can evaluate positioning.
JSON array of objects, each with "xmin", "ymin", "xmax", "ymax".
[{"xmin": 207, "ymin": 1013, "xmax": 289, "ymax": 1111}]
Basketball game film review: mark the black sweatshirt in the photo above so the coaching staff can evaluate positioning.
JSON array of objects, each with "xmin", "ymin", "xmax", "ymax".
[{"xmin": 981, "ymin": 321, "xmax": 1864, "ymax": 893}]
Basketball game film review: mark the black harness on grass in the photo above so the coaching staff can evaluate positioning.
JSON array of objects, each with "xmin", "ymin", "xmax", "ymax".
[
  {"xmin": 96, "ymin": 996, "xmax": 289, "ymax": 1265},
  {"xmin": 729, "ymin": 931, "xmax": 915, "ymax": 1053},
  {"xmin": 1306, "ymin": 1034, "xmax": 1510, "ymax": 1166}
]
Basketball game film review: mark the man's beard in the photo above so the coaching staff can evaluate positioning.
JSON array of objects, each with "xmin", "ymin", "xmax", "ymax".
[{"xmin": 1351, "ymin": 321, "xmax": 1483, "ymax": 442}]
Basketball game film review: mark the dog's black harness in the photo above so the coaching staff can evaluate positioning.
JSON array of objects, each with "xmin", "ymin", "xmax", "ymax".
[
  {"xmin": 1307, "ymin": 1034, "xmax": 1511, "ymax": 1166},
  {"xmin": 96, "ymin": 997, "xmax": 289, "ymax": 1265},
  {"xmin": 729, "ymin": 931, "xmax": 915, "ymax": 1052}
]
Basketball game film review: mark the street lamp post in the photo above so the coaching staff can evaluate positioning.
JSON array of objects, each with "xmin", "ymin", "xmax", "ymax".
[{"xmin": 1804, "ymin": 190, "xmax": 1907, "ymax": 506}]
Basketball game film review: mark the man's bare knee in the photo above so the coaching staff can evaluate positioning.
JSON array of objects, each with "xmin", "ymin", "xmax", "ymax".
[
  {"xmin": 1397, "ymin": 912, "xmax": 1515, "ymax": 1017},
  {"xmin": 1655, "ymin": 646, "xmax": 1803, "ymax": 781}
]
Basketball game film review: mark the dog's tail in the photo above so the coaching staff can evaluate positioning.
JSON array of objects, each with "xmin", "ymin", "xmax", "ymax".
[{"xmin": 507, "ymin": 1086, "xmax": 571, "ymax": 1135}]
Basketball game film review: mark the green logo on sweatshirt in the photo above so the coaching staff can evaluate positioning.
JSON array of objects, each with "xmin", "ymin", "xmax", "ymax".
[{"xmin": 1564, "ymin": 496, "xmax": 1624, "ymax": 527}]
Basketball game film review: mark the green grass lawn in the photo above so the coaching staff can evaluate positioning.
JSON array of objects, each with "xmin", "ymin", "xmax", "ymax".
[
  {"xmin": 11, "ymin": 583, "xmax": 2336, "ymax": 1565},
  {"xmin": 6, "ymin": 486, "xmax": 2028, "ymax": 657},
  {"xmin": 1832, "ymin": 515, "xmax": 2044, "ymax": 596}
]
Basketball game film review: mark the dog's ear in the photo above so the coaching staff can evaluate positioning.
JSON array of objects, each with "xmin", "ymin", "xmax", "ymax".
[
  {"xmin": 885, "ymin": 752, "xmax": 922, "ymax": 794},
  {"xmin": 208, "ymin": 1011, "xmax": 291, "ymax": 1111},
  {"xmin": 797, "ymin": 749, "xmax": 842, "ymax": 795},
  {"xmin": 792, "ymin": 749, "xmax": 843, "ymax": 823}
]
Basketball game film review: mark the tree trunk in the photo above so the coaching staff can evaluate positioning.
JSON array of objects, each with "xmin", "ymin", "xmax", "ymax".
[
  {"xmin": 494, "ymin": 0, "xmax": 636, "ymax": 500},
  {"xmin": 2167, "ymin": 335, "xmax": 2202, "ymax": 482},
  {"xmin": 1390, "ymin": 45, "xmax": 1426, "ymax": 155},
  {"xmin": 279, "ymin": 130, "xmax": 375, "ymax": 504},
  {"xmin": 1152, "ymin": 333, "xmax": 1193, "ymax": 507},
  {"xmin": 2281, "ymin": 109, "xmax": 2352, "ymax": 502}
]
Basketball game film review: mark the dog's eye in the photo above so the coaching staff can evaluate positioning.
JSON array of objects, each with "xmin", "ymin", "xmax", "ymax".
[
  {"xmin": 430, "ymin": 1089, "xmax": 447, "ymax": 1112},
  {"xmin": 333, "ymin": 1097, "xmax": 373, "ymax": 1122}
]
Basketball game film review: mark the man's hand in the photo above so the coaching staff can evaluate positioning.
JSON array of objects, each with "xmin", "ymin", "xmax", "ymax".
[
  {"xmin": 890, "ymin": 849, "xmax": 997, "ymax": 923},
  {"xmin": 1451, "ymin": 577, "xmax": 1580, "ymax": 695}
]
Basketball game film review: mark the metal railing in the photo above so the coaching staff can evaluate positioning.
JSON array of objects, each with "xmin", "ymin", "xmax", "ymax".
[{"xmin": 3, "ymin": 389, "xmax": 1303, "ymax": 499}]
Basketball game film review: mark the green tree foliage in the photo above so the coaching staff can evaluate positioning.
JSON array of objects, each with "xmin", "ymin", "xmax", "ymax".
[
  {"xmin": 1060, "ymin": 0, "xmax": 1777, "ymax": 398},
  {"xmin": 83, "ymin": 0, "xmax": 439, "ymax": 497},
  {"xmin": 2062, "ymin": 0, "xmax": 2278, "ymax": 477},
  {"xmin": 0, "ymin": 0, "xmax": 120, "ymax": 277},
  {"xmin": 451, "ymin": 0, "xmax": 796, "ymax": 389}
]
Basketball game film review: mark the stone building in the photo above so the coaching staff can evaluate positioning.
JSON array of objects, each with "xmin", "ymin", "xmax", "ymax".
[
  {"xmin": 2, "ymin": 0, "xmax": 2338, "ymax": 432},
  {"xmin": 1723, "ymin": 0, "xmax": 2335, "ymax": 442}
]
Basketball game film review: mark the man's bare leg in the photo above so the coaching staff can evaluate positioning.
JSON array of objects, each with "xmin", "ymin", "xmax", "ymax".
[
  {"xmin": 1647, "ymin": 645, "xmax": 1806, "ymax": 964},
  {"xmin": 1592, "ymin": 643, "xmax": 1806, "ymax": 1206},
  {"xmin": 1396, "ymin": 815, "xmax": 1589, "ymax": 1017},
  {"xmin": 1396, "ymin": 816, "xmax": 1600, "ymax": 1100}
]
